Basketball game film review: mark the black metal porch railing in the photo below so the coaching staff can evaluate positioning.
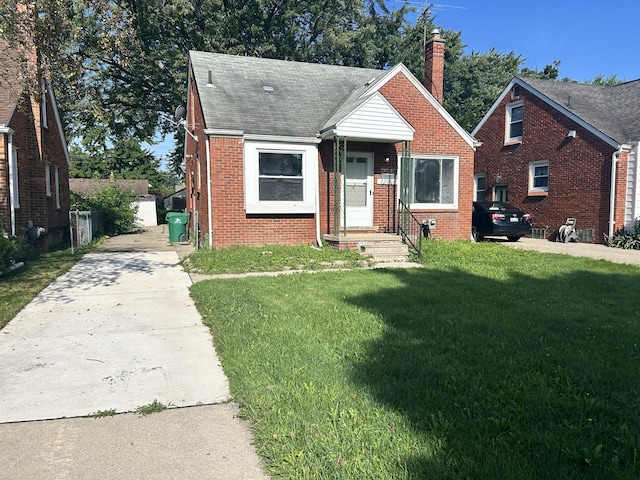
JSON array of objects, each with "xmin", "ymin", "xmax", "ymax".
[{"xmin": 397, "ymin": 198, "xmax": 425, "ymax": 257}]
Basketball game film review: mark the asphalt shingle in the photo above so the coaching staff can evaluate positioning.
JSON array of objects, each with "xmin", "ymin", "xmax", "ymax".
[
  {"xmin": 189, "ymin": 52, "xmax": 386, "ymax": 138},
  {"xmin": 521, "ymin": 77, "xmax": 640, "ymax": 145}
]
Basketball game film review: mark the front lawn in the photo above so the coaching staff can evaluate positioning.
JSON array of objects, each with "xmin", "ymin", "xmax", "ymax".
[
  {"xmin": 184, "ymin": 243, "xmax": 372, "ymax": 274},
  {"xmin": 190, "ymin": 241, "xmax": 640, "ymax": 479}
]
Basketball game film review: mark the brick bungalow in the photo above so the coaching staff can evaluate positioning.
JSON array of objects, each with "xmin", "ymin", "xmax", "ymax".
[
  {"xmin": 183, "ymin": 30, "xmax": 478, "ymax": 250},
  {"xmin": 0, "ymin": 42, "xmax": 70, "ymax": 250},
  {"xmin": 472, "ymin": 77, "xmax": 640, "ymax": 243}
]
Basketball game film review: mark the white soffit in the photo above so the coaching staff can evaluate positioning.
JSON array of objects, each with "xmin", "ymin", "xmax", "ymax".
[{"xmin": 334, "ymin": 92, "xmax": 414, "ymax": 142}]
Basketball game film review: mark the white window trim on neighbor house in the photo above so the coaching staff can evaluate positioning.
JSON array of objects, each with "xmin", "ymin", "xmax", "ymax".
[
  {"xmin": 244, "ymin": 141, "xmax": 317, "ymax": 214},
  {"xmin": 409, "ymin": 154, "xmax": 459, "ymax": 210},
  {"xmin": 529, "ymin": 160, "xmax": 549, "ymax": 194},
  {"xmin": 506, "ymin": 100, "xmax": 524, "ymax": 143},
  {"xmin": 55, "ymin": 166, "xmax": 61, "ymax": 209},
  {"xmin": 9, "ymin": 146, "xmax": 20, "ymax": 209},
  {"xmin": 474, "ymin": 173, "xmax": 486, "ymax": 202},
  {"xmin": 45, "ymin": 163, "xmax": 51, "ymax": 197}
]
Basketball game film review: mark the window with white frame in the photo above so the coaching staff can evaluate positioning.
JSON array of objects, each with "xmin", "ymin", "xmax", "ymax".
[
  {"xmin": 474, "ymin": 174, "xmax": 486, "ymax": 201},
  {"xmin": 410, "ymin": 155, "xmax": 458, "ymax": 208},
  {"xmin": 244, "ymin": 141, "xmax": 317, "ymax": 214},
  {"xmin": 54, "ymin": 167, "xmax": 61, "ymax": 209},
  {"xmin": 9, "ymin": 146, "xmax": 20, "ymax": 208},
  {"xmin": 529, "ymin": 161, "xmax": 549, "ymax": 193},
  {"xmin": 506, "ymin": 101, "xmax": 523, "ymax": 142},
  {"xmin": 45, "ymin": 163, "xmax": 51, "ymax": 197}
]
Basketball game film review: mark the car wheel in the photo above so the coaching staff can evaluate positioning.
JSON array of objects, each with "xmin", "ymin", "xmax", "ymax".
[
  {"xmin": 472, "ymin": 227, "xmax": 484, "ymax": 242},
  {"xmin": 507, "ymin": 235, "xmax": 521, "ymax": 242}
]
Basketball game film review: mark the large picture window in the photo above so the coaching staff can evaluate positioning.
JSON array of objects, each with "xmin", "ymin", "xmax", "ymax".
[
  {"xmin": 410, "ymin": 156, "xmax": 458, "ymax": 208},
  {"xmin": 244, "ymin": 141, "xmax": 317, "ymax": 214},
  {"xmin": 258, "ymin": 153, "xmax": 303, "ymax": 201}
]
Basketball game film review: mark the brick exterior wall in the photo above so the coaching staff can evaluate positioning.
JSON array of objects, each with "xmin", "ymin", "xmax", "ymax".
[
  {"xmin": 474, "ymin": 85, "xmax": 626, "ymax": 243},
  {"xmin": 186, "ymin": 67, "xmax": 475, "ymax": 247},
  {"xmin": 424, "ymin": 33, "xmax": 445, "ymax": 104},
  {"xmin": 379, "ymin": 73, "xmax": 475, "ymax": 240},
  {"xmin": 0, "ymin": 89, "xmax": 70, "ymax": 250}
]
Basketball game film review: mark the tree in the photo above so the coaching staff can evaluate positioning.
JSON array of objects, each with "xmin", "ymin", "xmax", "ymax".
[
  {"xmin": 0, "ymin": 0, "xmax": 574, "ymax": 165},
  {"xmin": 585, "ymin": 74, "xmax": 625, "ymax": 86},
  {"xmin": 69, "ymin": 139, "xmax": 178, "ymax": 197}
]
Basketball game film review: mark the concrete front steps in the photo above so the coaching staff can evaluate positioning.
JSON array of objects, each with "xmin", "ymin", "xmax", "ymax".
[
  {"xmin": 358, "ymin": 241, "xmax": 409, "ymax": 262},
  {"xmin": 323, "ymin": 232, "xmax": 411, "ymax": 263}
]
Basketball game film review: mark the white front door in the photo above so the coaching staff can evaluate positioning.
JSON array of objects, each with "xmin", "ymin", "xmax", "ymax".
[{"xmin": 342, "ymin": 153, "xmax": 374, "ymax": 227}]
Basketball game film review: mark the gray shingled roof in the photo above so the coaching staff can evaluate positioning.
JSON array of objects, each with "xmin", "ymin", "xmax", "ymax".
[
  {"xmin": 189, "ymin": 51, "xmax": 386, "ymax": 138},
  {"xmin": 520, "ymin": 77, "xmax": 640, "ymax": 145}
]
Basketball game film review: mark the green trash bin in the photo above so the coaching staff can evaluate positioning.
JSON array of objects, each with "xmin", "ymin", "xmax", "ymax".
[{"xmin": 166, "ymin": 212, "xmax": 190, "ymax": 242}]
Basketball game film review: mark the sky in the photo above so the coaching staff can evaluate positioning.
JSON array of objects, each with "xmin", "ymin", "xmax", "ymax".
[
  {"xmin": 151, "ymin": 0, "xmax": 640, "ymax": 162},
  {"xmin": 395, "ymin": 0, "xmax": 640, "ymax": 82}
]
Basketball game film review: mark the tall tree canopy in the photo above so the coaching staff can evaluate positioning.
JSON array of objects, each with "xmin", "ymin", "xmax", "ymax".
[{"xmin": 2, "ymin": 0, "xmax": 563, "ymax": 176}]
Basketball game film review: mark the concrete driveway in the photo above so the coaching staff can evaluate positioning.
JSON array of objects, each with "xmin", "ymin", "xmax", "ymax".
[
  {"xmin": 0, "ymin": 247, "xmax": 228, "ymax": 423},
  {"xmin": 0, "ymin": 227, "xmax": 268, "ymax": 479},
  {"xmin": 501, "ymin": 237, "xmax": 640, "ymax": 266}
]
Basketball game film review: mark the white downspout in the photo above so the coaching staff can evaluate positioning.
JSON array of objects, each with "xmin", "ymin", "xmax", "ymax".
[
  {"xmin": 608, "ymin": 147, "xmax": 622, "ymax": 239},
  {"xmin": 4, "ymin": 129, "xmax": 16, "ymax": 236},
  {"xmin": 315, "ymin": 155, "xmax": 323, "ymax": 247},
  {"xmin": 205, "ymin": 136, "xmax": 213, "ymax": 248}
]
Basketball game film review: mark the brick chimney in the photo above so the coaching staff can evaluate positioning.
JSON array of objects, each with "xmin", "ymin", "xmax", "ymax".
[{"xmin": 424, "ymin": 28, "xmax": 445, "ymax": 103}]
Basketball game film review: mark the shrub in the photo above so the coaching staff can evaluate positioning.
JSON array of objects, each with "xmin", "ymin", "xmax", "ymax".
[
  {"xmin": 604, "ymin": 219, "xmax": 640, "ymax": 249},
  {"xmin": 0, "ymin": 234, "xmax": 17, "ymax": 272},
  {"xmin": 71, "ymin": 184, "xmax": 138, "ymax": 235}
]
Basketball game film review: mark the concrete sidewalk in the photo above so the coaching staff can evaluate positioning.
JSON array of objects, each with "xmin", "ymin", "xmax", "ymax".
[{"xmin": 0, "ymin": 226, "xmax": 268, "ymax": 479}]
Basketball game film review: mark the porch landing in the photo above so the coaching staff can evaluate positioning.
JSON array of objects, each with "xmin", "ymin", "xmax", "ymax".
[{"xmin": 323, "ymin": 233, "xmax": 409, "ymax": 262}]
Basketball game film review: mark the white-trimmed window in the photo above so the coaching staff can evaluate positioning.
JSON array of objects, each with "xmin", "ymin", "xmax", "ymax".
[
  {"xmin": 529, "ymin": 161, "xmax": 549, "ymax": 193},
  {"xmin": 506, "ymin": 100, "xmax": 523, "ymax": 142},
  {"xmin": 45, "ymin": 163, "xmax": 51, "ymax": 197},
  {"xmin": 244, "ymin": 141, "xmax": 317, "ymax": 214},
  {"xmin": 54, "ymin": 166, "xmax": 61, "ymax": 209},
  {"xmin": 9, "ymin": 146, "xmax": 20, "ymax": 208},
  {"xmin": 474, "ymin": 174, "xmax": 486, "ymax": 201},
  {"xmin": 410, "ymin": 155, "xmax": 459, "ymax": 209}
]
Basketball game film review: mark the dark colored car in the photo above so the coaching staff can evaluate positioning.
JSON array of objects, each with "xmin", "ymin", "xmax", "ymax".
[{"xmin": 472, "ymin": 201, "xmax": 532, "ymax": 242}]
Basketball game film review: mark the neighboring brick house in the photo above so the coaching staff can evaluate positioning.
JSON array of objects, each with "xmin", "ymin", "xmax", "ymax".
[
  {"xmin": 472, "ymin": 77, "xmax": 640, "ymax": 243},
  {"xmin": 0, "ymin": 43, "xmax": 70, "ymax": 250},
  {"xmin": 183, "ymin": 30, "xmax": 478, "ymax": 249}
]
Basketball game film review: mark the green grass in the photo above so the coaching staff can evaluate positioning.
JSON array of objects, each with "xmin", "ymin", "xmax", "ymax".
[
  {"xmin": 135, "ymin": 399, "xmax": 172, "ymax": 416},
  {"xmin": 91, "ymin": 408, "xmax": 117, "ymax": 418},
  {"xmin": 191, "ymin": 241, "xmax": 640, "ymax": 479},
  {"xmin": 183, "ymin": 244, "xmax": 372, "ymax": 274},
  {"xmin": 0, "ymin": 245, "xmax": 91, "ymax": 330}
]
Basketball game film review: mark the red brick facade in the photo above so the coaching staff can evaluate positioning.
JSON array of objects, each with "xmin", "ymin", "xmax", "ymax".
[
  {"xmin": 474, "ymin": 85, "xmax": 626, "ymax": 243},
  {"xmin": 185, "ymin": 63, "xmax": 475, "ymax": 248},
  {"xmin": 1, "ymin": 87, "xmax": 70, "ymax": 250}
]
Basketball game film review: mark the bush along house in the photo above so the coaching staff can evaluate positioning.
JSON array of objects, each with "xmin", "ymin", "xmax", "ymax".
[
  {"xmin": 183, "ymin": 30, "xmax": 478, "ymax": 256},
  {"xmin": 472, "ymin": 77, "xmax": 640, "ymax": 243},
  {"xmin": 0, "ymin": 42, "xmax": 71, "ymax": 251}
]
